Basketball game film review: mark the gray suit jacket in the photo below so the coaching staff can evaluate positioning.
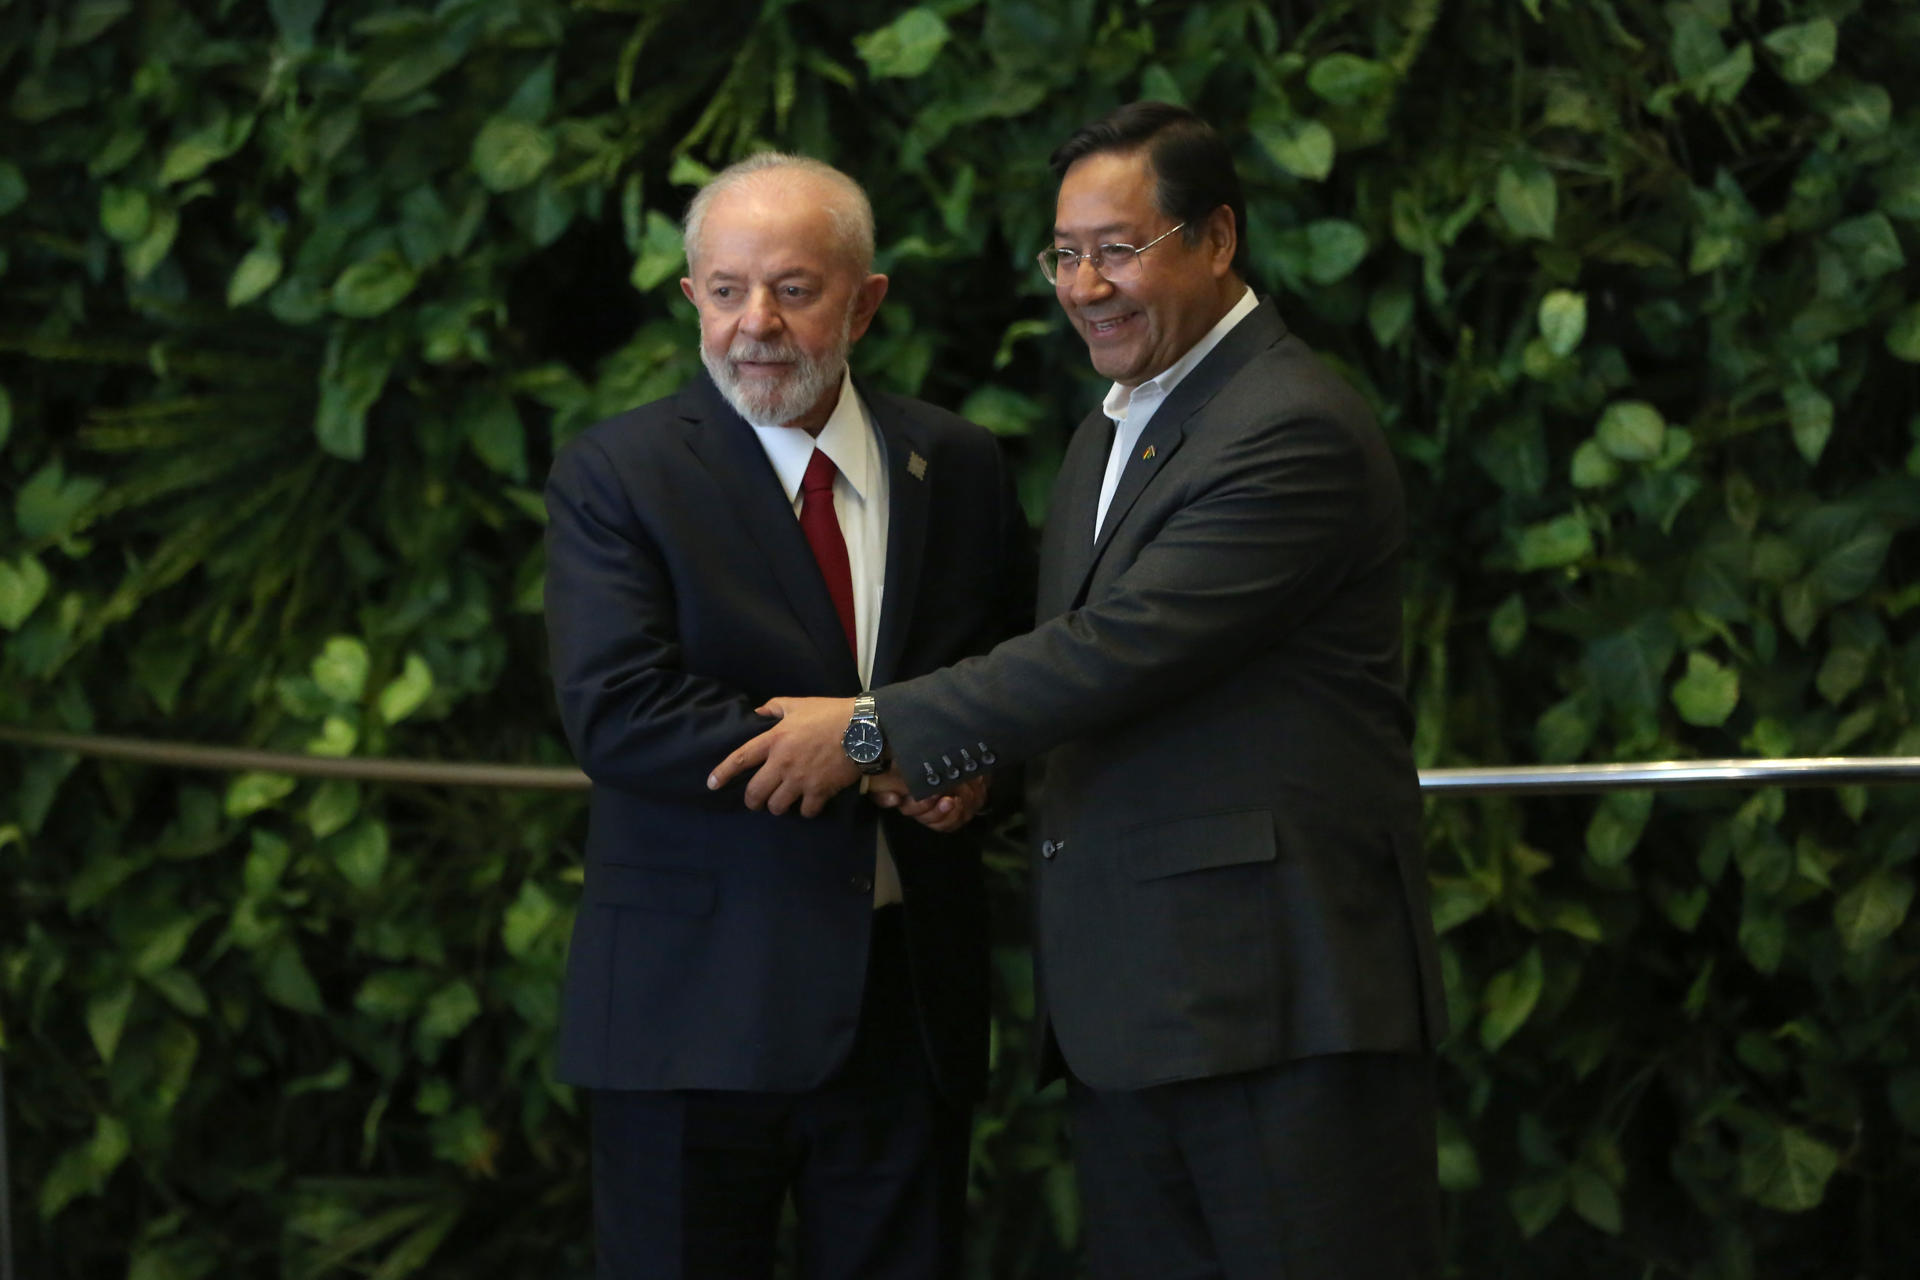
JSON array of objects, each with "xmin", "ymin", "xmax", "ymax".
[{"xmin": 874, "ymin": 299, "xmax": 1446, "ymax": 1091}]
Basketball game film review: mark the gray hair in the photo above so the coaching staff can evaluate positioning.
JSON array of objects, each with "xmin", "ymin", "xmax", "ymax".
[{"xmin": 681, "ymin": 153, "xmax": 876, "ymax": 274}]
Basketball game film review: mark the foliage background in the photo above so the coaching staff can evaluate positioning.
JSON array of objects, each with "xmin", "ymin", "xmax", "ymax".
[{"xmin": 4, "ymin": 0, "xmax": 1920, "ymax": 1275}]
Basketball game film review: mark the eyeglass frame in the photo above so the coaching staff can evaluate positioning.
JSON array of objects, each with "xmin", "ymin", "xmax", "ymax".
[{"xmin": 1036, "ymin": 222, "xmax": 1188, "ymax": 286}]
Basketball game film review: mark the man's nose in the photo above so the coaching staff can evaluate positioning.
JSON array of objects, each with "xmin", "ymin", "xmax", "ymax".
[
  {"xmin": 741, "ymin": 287, "xmax": 783, "ymax": 336},
  {"xmin": 1066, "ymin": 262, "xmax": 1115, "ymax": 307}
]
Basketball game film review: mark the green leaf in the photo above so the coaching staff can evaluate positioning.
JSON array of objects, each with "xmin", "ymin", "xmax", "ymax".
[
  {"xmin": 1480, "ymin": 946, "xmax": 1544, "ymax": 1051},
  {"xmin": 87, "ymin": 980, "xmax": 136, "ymax": 1064},
  {"xmin": 465, "ymin": 390, "xmax": 528, "ymax": 480},
  {"xmin": 17, "ymin": 458, "xmax": 105, "ymax": 539},
  {"xmin": 38, "ymin": 1114, "xmax": 130, "ymax": 1219},
  {"xmin": 326, "ymin": 817, "xmax": 389, "ymax": 890},
  {"xmin": 269, "ymin": 0, "xmax": 325, "ymax": 48},
  {"xmin": 1698, "ymin": 41, "xmax": 1753, "ymax": 104},
  {"xmin": 312, "ymin": 635, "xmax": 371, "ymax": 702},
  {"xmin": 630, "ymin": 210, "xmax": 684, "ymax": 292},
  {"xmin": 356, "ymin": 969, "xmax": 434, "ymax": 1021},
  {"xmin": 305, "ymin": 714, "xmax": 358, "ymax": 757},
  {"xmin": 227, "ymin": 242, "xmax": 284, "ymax": 307},
  {"xmin": 0, "ymin": 554, "xmax": 51, "ymax": 630},
  {"xmin": 1497, "ymin": 159, "xmax": 1557, "ymax": 240},
  {"xmin": 1570, "ymin": 440, "xmax": 1620, "ymax": 489},
  {"xmin": 260, "ymin": 938, "xmax": 325, "ymax": 1014},
  {"xmin": 1888, "ymin": 304, "xmax": 1920, "ymax": 363},
  {"xmin": 1587, "ymin": 790, "xmax": 1654, "ymax": 866},
  {"xmin": 419, "ymin": 979, "xmax": 481, "ymax": 1042},
  {"xmin": 1304, "ymin": 219, "xmax": 1368, "ymax": 284},
  {"xmin": 959, "ymin": 384, "xmax": 1043, "ymax": 437},
  {"xmin": 1570, "ymin": 1167, "xmax": 1623, "ymax": 1234},
  {"xmin": 854, "ymin": 8, "xmax": 950, "ymax": 79},
  {"xmin": 1254, "ymin": 118, "xmax": 1335, "ymax": 182},
  {"xmin": 470, "ymin": 117, "xmax": 555, "ymax": 193},
  {"xmin": 1508, "ymin": 1175, "xmax": 1567, "ymax": 1238},
  {"xmin": 0, "ymin": 384, "xmax": 11, "ymax": 451},
  {"xmin": 99, "ymin": 185, "xmax": 151, "ymax": 242},
  {"xmin": 316, "ymin": 330, "xmax": 393, "ymax": 460},
  {"xmin": 1430, "ymin": 876, "xmax": 1494, "ymax": 935},
  {"xmin": 1784, "ymin": 384, "xmax": 1832, "ymax": 464},
  {"xmin": 332, "ymin": 252, "xmax": 418, "ymax": 318},
  {"xmin": 1488, "ymin": 592, "xmax": 1527, "ymax": 656},
  {"xmin": 305, "ymin": 778, "xmax": 361, "ymax": 839},
  {"xmin": 224, "ymin": 771, "xmax": 296, "ymax": 819},
  {"xmin": 1830, "ymin": 212, "xmax": 1906, "ymax": 279},
  {"xmin": 158, "ymin": 111, "xmax": 254, "ymax": 186},
  {"xmin": 1436, "ymin": 1113, "xmax": 1482, "ymax": 1191},
  {"xmin": 502, "ymin": 881, "xmax": 559, "ymax": 958},
  {"xmin": 1671, "ymin": 652, "xmax": 1739, "ymax": 727},
  {"xmin": 1833, "ymin": 870, "xmax": 1914, "ymax": 952},
  {"xmin": 1368, "ymin": 282, "xmax": 1413, "ymax": 348},
  {"xmin": 146, "ymin": 969, "xmax": 210, "ymax": 1018},
  {"xmin": 1515, "ymin": 512, "xmax": 1593, "ymax": 570},
  {"xmin": 1596, "ymin": 401, "xmax": 1666, "ymax": 461},
  {"xmin": 1828, "ymin": 82, "xmax": 1891, "ymax": 138},
  {"xmin": 1739, "ymin": 903, "xmax": 1786, "ymax": 973},
  {"xmin": 0, "ymin": 160, "xmax": 26, "ymax": 215},
  {"xmin": 1764, "ymin": 19, "xmax": 1836, "ymax": 84},
  {"xmin": 1307, "ymin": 53, "xmax": 1394, "ymax": 106},
  {"xmin": 1739, "ymin": 1125, "xmax": 1838, "ymax": 1212},
  {"xmin": 378, "ymin": 653, "xmax": 435, "ymax": 725},
  {"xmin": 1538, "ymin": 289, "xmax": 1586, "ymax": 356}
]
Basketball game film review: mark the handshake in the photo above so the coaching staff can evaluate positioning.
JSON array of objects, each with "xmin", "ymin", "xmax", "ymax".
[{"xmin": 707, "ymin": 694, "xmax": 988, "ymax": 834}]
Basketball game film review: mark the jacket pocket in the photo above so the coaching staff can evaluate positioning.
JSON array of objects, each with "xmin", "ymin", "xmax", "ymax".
[
  {"xmin": 589, "ymin": 863, "xmax": 717, "ymax": 916},
  {"xmin": 1123, "ymin": 809, "xmax": 1276, "ymax": 881}
]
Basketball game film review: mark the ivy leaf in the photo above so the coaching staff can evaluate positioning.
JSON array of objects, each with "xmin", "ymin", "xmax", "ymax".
[
  {"xmin": 332, "ymin": 252, "xmax": 418, "ymax": 318},
  {"xmin": 1671, "ymin": 652, "xmax": 1740, "ymax": 727},
  {"xmin": 418, "ymin": 979, "xmax": 481, "ymax": 1042},
  {"xmin": 471, "ymin": 117, "xmax": 555, "ymax": 193},
  {"xmin": 1515, "ymin": 512, "xmax": 1592, "ymax": 570},
  {"xmin": 1784, "ymin": 384, "xmax": 1833, "ymax": 464},
  {"xmin": 1828, "ymin": 82, "xmax": 1891, "ymax": 139},
  {"xmin": 305, "ymin": 779, "xmax": 361, "ymax": 839},
  {"xmin": 1570, "ymin": 440, "xmax": 1620, "ymax": 489},
  {"xmin": 226, "ymin": 242, "xmax": 284, "ymax": 307},
  {"xmin": 99, "ymin": 185, "xmax": 151, "ymax": 242},
  {"xmin": 225, "ymin": 771, "xmax": 296, "ymax": 819},
  {"xmin": 1763, "ymin": 19, "xmax": 1836, "ymax": 84},
  {"xmin": 854, "ymin": 8, "xmax": 950, "ymax": 79},
  {"xmin": 1497, "ymin": 158, "xmax": 1557, "ymax": 240},
  {"xmin": 325, "ymin": 817, "xmax": 390, "ymax": 890},
  {"xmin": 1738, "ymin": 1124, "xmax": 1838, "ymax": 1213},
  {"xmin": 1304, "ymin": 219, "xmax": 1368, "ymax": 284},
  {"xmin": 1307, "ymin": 53, "xmax": 1394, "ymax": 106},
  {"xmin": 1480, "ymin": 945, "xmax": 1545, "ymax": 1051},
  {"xmin": 1833, "ymin": 870, "xmax": 1915, "ymax": 952},
  {"xmin": 16, "ymin": 458, "xmax": 105, "ymax": 539},
  {"xmin": 0, "ymin": 554, "xmax": 51, "ymax": 630},
  {"xmin": 1254, "ymin": 117, "xmax": 1335, "ymax": 181},
  {"xmin": 1537, "ymin": 289, "xmax": 1586, "ymax": 356},
  {"xmin": 312, "ymin": 635, "xmax": 370, "ymax": 702},
  {"xmin": 501, "ymin": 881, "xmax": 559, "ymax": 958},
  {"xmin": 378, "ymin": 653, "xmax": 435, "ymax": 725},
  {"xmin": 1597, "ymin": 401, "xmax": 1666, "ymax": 461},
  {"xmin": 305, "ymin": 714, "xmax": 358, "ymax": 757}
]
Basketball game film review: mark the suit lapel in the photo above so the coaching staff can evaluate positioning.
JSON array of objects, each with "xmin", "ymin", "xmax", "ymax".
[
  {"xmin": 1039, "ymin": 409, "xmax": 1112, "ymax": 618},
  {"xmin": 867, "ymin": 387, "xmax": 929, "ymax": 689},
  {"xmin": 679, "ymin": 376, "xmax": 860, "ymax": 686},
  {"xmin": 1074, "ymin": 299, "xmax": 1291, "ymax": 600}
]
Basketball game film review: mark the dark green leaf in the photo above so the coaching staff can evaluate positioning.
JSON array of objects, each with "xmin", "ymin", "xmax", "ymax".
[
  {"xmin": 1307, "ymin": 53, "xmax": 1394, "ymax": 106},
  {"xmin": 1763, "ymin": 19, "xmax": 1836, "ymax": 84},
  {"xmin": 1497, "ymin": 159, "xmax": 1557, "ymax": 241},
  {"xmin": 470, "ymin": 117, "xmax": 555, "ymax": 193},
  {"xmin": 1833, "ymin": 870, "xmax": 1914, "ymax": 952},
  {"xmin": 1739, "ymin": 1124, "xmax": 1838, "ymax": 1212}
]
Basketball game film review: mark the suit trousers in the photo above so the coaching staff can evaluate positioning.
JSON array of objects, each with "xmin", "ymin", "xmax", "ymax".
[
  {"xmin": 590, "ymin": 908, "xmax": 970, "ymax": 1280},
  {"xmin": 1069, "ymin": 1052, "xmax": 1440, "ymax": 1280}
]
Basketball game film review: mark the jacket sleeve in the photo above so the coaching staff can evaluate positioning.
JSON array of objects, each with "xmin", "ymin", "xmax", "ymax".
[
  {"xmin": 875, "ymin": 411, "xmax": 1377, "ymax": 798},
  {"xmin": 543, "ymin": 433, "xmax": 771, "ymax": 806}
]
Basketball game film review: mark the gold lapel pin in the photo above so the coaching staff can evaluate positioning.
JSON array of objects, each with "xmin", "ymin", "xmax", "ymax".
[
  {"xmin": 907, "ymin": 451, "xmax": 928, "ymax": 480},
  {"xmin": 1141, "ymin": 444, "xmax": 1156, "ymax": 461}
]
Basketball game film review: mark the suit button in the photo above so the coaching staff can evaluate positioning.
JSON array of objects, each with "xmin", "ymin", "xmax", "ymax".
[
  {"xmin": 922, "ymin": 762, "xmax": 940, "ymax": 787},
  {"xmin": 849, "ymin": 874, "xmax": 873, "ymax": 894},
  {"xmin": 942, "ymin": 754, "xmax": 960, "ymax": 780},
  {"xmin": 1041, "ymin": 839, "xmax": 1062, "ymax": 859}
]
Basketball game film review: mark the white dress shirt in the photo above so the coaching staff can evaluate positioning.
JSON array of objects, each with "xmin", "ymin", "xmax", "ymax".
[
  {"xmin": 1094, "ymin": 286, "xmax": 1259, "ymax": 540},
  {"xmin": 747, "ymin": 367, "xmax": 902, "ymax": 906}
]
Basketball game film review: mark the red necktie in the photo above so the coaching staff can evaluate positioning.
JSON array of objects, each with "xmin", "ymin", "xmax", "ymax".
[{"xmin": 799, "ymin": 449, "xmax": 857, "ymax": 654}]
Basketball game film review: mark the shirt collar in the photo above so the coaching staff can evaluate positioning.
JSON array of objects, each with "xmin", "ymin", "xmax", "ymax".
[
  {"xmin": 748, "ymin": 366, "xmax": 876, "ymax": 505},
  {"xmin": 1101, "ymin": 286, "xmax": 1258, "ymax": 423}
]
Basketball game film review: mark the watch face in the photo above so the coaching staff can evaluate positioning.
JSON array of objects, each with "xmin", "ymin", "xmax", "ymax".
[{"xmin": 843, "ymin": 720, "xmax": 885, "ymax": 764}]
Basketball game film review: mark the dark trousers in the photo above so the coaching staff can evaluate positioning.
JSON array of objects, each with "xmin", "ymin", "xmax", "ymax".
[
  {"xmin": 590, "ymin": 908, "xmax": 969, "ymax": 1280},
  {"xmin": 1070, "ymin": 1052, "xmax": 1441, "ymax": 1280}
]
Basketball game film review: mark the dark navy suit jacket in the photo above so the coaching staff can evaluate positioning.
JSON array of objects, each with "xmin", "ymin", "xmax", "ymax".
[{"xmin": 543, "ymin": 372, "xmax": 1029, "ymax": 1103}]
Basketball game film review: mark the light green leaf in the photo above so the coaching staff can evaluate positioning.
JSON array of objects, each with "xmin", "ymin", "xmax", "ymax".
[
  {"xmin": 1571, "ymin": 440, "xmax": 1620, "ymax": 489},
  {"xmin": 1830, "ymin": 212, "xmax": 1905, "ymax": 279},
  {"xmin": 419, "ymin": 979, "xmax": 481, "ymax": 1041},
  {"xmin": 332, "ymin": 252, "xmax": 418, "ymax": 318},
  {"xmin": 1739, "ymin": 1125, "xmax": 1838, "ymax": 1212},
  {"xmin": 38, "ymin": 1114, "xmax": 130, "ymax": 1219},
  {"xmin": 1597, "ymin": 401, "xmax": 1667, "ymax": 461},
  {"xmin": 99, "ymin": 185, "xmax": 151, "ymax": 242},
  {"xmin": 630, "ymin": 210, "xmax": 684, "ymax": 292},
  {"xmin": 1587, "ymin": 789, "xmax": 1654, "ymax": 866},
  {"xmin": 378, "ymin": 653, "xmax": 435, "ymax": 725},
  {"xmin": 1304, "ymin": 219, "xmax": 1368, "ymax": 284},
  {"xmin": 1698, "ymin": 42, "xmax": 1753, "ymax": 104},
  {"xmin": 1538, "ymin": 290, "xmax": 1587, "ymax": 356},
  {"xmin": 1368, "ymin": 283, "xmax": 1413, "ymax": 347},
  {"xmin": 1497, "ymin": 159, "xmax": 1557, "ymax": 241},
  {"xmin": 1888, "ymin": 304, "xmax": 1920, "ymax": 363},
  {"xmin": 959, "ymin": 384, "xmax": 1043, "ymax": 438},
  {"xmin": 854, "ymin": 8, "xmax": 950, "ymax": 79},
  {"xmin": 87, "ymin": 980, "xmax": 136, "ymax": 1064},
  {"xmin": 326, "ymin": 817, "xmax": 389, "ymax": 890},
  {"xmin": 1672, "ymin": 652, "xmax": 1739, "ymax": 726},
  {"xmin": 224, "ymin": 771, "xmax": 296, "ymax": 818},
  {"xmin": 146, "ymin": 969, "xmax": 210, "ymax": 1018},
  {"xmin": 1829, "ymin": 82, "xmax": 1891, "ymax": 138},
  {"xmin": 471, "ymin": 117, "xmax": 555, "ymax": 193},
  {"xmin": 1488, "ymin": 592, "xmax": 1527, "ymax": 656},
  {"xmin": 227, "ymin": 242, "xmax": 283, "ymax": 307},
  {"xmin": 16, "ymin": 458, "xmax": 104, "ymax": 539},
  {"xmin": 1480, "ymin": 945, "xmax": 1545, "ymax": 1051},
  {"xmin": 1834, "ymin": 870, "xmax": 1914, "ymax": 952},
  {"xmin": 1429, "ymin": 876, "xmax": 1494, "ymax": 935},
  {"xmin": 356, "ymin": 969, "xmax": 433, "ymax": 1021},
  {"xmin": 502, "ymin": 881, "xmax": 559, "ymax": 958},
  {"xmin": 465, "ymin": 390, "xmax": 528, "ymax": 480},
  {"xmin": 0, "ymin": 554, "xmax": 51, "ymax": 630},
  {"xmin": 305, "ymin": 778, "xmax": 361, "ymax": 839},
  {"xmin": 1307, "ymin": 53, "xmax": 1394, "ymax": 106},
  {"xmin": 1508, "ymin": 1175, "xmax": 1567, "ymax": 1238},
  {"xmin": 1436, "ymin": 1113, "xmax": 1482, "ymax": 1191},
  {"xmin": 1254, "ymin": 118, "xmax": 1335, "ymax": 181},
  {"xmin": 1515, "ymin": 512, "xmax": 1593, "ymax": 570},
  {"xmin": 1764, "ymin": 18, "xmax": 1836, "ymax": 84},
  {"xmin": 315, "ymin": 330, "xmax": 392, "ymax": 460},
  {"xmin": 312, "ymin": 635, "xmax": 370, "ymax": 702},
  {"xmin": 1785, "ymin": 384, "xmax": 1833, "ymax": 464},
  {"xmin": 305, "ymin": 714, "xmax": 358, "ymax": 757},
  {"xmin": 1570, "ymin": 1167, "xmax": 1623, "ymax": 1234}
]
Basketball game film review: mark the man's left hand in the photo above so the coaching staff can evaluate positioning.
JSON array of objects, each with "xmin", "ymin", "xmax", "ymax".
[{"xmin": 707, "ymin": 696, "xmax": 859, "ymax": 816}]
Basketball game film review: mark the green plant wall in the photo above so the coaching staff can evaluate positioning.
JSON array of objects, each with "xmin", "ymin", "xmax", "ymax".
[{"xmin": 3, "ymin": 0, "xmax": 1919, "ymax": 1276}]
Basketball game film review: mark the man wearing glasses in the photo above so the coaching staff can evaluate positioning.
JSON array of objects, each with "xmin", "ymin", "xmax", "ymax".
[{"xmin": 711, "ymin": 103, "xmax": 1445, "ymax": 1277}]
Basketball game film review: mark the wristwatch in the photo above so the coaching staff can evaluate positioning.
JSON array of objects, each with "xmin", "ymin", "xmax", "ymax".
[{"xmin": 842, "ymin": 693, "xmax": 889, "ymax": 774}]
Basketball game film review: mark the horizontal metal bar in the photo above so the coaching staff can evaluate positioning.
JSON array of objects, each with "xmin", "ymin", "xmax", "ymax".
[{"xmin": 7, "ymin": 725, "xmax": 1920, "ymax": 796}]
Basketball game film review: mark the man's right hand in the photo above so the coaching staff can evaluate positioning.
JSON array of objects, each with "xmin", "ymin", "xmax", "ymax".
[{"xmin": 868, "ymin": 770, "xmax": 989, "ymax": 835}]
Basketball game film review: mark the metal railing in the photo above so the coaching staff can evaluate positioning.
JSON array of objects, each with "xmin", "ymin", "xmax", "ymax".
[{"xmin": 9, "ymin": 725, "xmax": 1920, "ymax": 1280}]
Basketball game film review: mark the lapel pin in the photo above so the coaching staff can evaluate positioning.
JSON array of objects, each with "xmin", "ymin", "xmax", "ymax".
[
  {"xmin": 1141, "ymin": 444, "xmax": 1156, "ymax": 461},
  {"xmin": 907, "ymin": 451, "xmax": 928, "ymax": 480}
]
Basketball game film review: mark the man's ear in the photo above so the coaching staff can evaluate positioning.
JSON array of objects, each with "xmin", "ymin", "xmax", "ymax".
[
  {"xmin": 1205, "ymin": 205, "xmax": 1238, "ymax": 279},
  {"xmin": 847, "ymin": 273, "xmax": 890, "ymax": 343},
  {"xmin": 680, "ymin": 277, "xmax": 697, "ymax": 306}
]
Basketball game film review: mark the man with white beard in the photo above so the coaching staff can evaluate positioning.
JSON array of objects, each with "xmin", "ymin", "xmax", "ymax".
[{"xmin": 541, "ymin": 154, "xmax": 1030, "ymax": 1279}]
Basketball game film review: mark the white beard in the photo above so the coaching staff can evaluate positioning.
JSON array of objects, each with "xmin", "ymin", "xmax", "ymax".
[{"xmin": 703, "ymin": 308, "xmax": 853, "ymax": 426}]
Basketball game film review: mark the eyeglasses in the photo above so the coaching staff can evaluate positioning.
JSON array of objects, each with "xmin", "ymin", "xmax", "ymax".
[{"xmin": 1036, "ymin": 223, "xmax": 1187, "ymax": 285}]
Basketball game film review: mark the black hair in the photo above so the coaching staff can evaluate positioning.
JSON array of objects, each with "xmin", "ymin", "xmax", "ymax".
[{"xmin": 1049, "ymin": 101, "xmax": 1248, "ymax": 276}]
